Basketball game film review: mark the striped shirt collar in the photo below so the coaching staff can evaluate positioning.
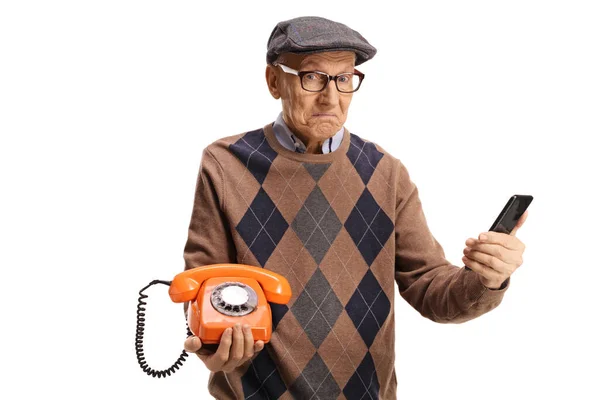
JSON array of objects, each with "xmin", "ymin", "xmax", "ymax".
[{"xmin": 272, "ymin": 112, "xmax": 345, "ymax": 154}]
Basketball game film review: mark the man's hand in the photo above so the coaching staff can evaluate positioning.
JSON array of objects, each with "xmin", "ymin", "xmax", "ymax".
[
  {"xmin": 462, "ymin": 210, "xmax": 529, "ymax": 289},
  {"xmin": 183, "ymin": 324, "xmax": 265, "ymax": 373}
]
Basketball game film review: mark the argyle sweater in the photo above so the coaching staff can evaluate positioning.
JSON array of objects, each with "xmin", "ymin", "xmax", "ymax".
[{"xmin": 182, "ymin": 122, "xmax": 509, "ymax": 400}]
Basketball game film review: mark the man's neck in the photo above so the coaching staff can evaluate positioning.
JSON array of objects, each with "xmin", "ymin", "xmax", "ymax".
[{"xmin": 304, "ymin": 140, "xmax": 325, "ymax": 154}]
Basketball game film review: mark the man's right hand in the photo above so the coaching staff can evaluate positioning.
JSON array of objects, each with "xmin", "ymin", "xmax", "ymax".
[{"xmin": 183, "ymin": 323, "xmax": 265, "ymax": 373}]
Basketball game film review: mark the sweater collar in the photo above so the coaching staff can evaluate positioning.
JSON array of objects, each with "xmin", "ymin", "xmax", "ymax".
[{"xmin": 272, "ymin": 112, "xmax": 345, "ymax": 154}]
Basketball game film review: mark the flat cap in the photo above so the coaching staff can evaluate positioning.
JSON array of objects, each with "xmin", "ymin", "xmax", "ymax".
[{"xmin": 266, "ymin": 16, "xmax": 377, "ymax": 66}]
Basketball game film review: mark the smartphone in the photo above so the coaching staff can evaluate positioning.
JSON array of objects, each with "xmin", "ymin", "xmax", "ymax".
[
  {"xmin": 464, "ymin": 194, "xmax": 533, "ymax": 271},
  {"xmin": 489, "ymin": 195, "xmax": 533, "ymax": 234}
]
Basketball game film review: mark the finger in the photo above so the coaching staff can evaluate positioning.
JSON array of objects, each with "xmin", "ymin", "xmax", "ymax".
[
  {"xmin": 184, "ymin": 336, "xmax": 201, "ymax": 353},
  {"xmin": 223, "ymin": 324, "xmax": 244, "ymax": 371},
  {"xmin": 208, "ymin": 327, "xmax": 233, "ymax": 368},
  {"xmin": 463, "ymin": 249, "xmax": 511, "ymax": 274},
  {"xmin": 254, "ymin": 340, "xmax": 264, "ymax": 353},
  {"xmin": 464, "ymin": 243, "xmax": 521, "ymax": 266},
  {"xmin": 462, "ymin": 255, "xmax": 503, "ymax": 281},
  {"xmin": 242, "ymin": 324, "xmax": 255, "ymax": 360},
  {"xmin": 479, "ymin": 231, "xmax": 523, "ymax": 251},
  {"xmin": 510, "ymin": 210, "xmax": 529, "ymax": 236}
]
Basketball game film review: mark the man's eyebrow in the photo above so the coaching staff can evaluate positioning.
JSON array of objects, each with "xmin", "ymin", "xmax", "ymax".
[{"xmin": 300, "ymin": 63, "xmax": 354, "ymax": 72}]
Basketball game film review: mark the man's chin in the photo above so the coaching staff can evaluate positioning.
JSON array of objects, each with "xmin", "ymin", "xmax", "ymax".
[{"xmin": 311, "ymin": 122, "xmax": 340, "ymax": 137}]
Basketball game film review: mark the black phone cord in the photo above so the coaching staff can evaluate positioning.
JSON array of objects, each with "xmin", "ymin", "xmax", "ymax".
[{"xmin": 136, "ymin": 279, "xmax": 193, "ymax": 378}]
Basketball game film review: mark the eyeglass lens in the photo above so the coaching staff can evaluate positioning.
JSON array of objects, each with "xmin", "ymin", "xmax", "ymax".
[{"xmin": 302, "ymin": 73, "xmax": 360, "ymax": 92}]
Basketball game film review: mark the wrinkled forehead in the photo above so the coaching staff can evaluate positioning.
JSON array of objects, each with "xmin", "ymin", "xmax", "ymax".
[{"xmin": 279, "ymin": 51, "xmax": 356, "ymax": 71}]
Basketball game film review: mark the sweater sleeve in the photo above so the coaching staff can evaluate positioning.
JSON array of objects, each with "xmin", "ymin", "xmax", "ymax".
[
  {"xmin": 393, "ymin": 160, "xmax": 509, "ymax": 324},
  {"xmin": 183, "ymin": 147, "xmax": 237, "ymax": 271},
  {"xmin": 182, "ymin": 147, "xmax": 236, "ymax": 319}
]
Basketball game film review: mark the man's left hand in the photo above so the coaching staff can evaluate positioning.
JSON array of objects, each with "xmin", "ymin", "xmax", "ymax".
[{"xmin": 462, "ymin": 210, "xmax": 529, "ymax": 289}]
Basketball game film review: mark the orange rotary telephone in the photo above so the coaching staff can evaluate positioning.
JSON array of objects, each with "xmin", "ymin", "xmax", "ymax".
[
  {"xmin": 135, "ymin": 263, "xmax": 292, "ymax": 378},
  {"xmin": 169, "ymin": 263, "xmax": 292, "ymax": 344}
]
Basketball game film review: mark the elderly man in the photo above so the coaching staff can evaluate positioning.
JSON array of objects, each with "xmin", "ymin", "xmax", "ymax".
[{"xmin": 182, "ymin": 16, "xmax": 528, "ymax": 400}]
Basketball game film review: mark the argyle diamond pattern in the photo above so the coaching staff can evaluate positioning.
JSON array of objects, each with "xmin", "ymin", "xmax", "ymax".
[
  {"xmin": 226, "ymin": 128, "xmax": 395, "ymax": 400},
  {"xmin": 291, "ymin": 269, "xmax": 343, "ymax": 348},
  {"xmin": 346, "ymin": 134, "xmax": 384, "ymax": 185},
  {"xmin": 236, "ymin": 187, "xmax": 289, "ymax": 267},
  {"xmin": 345, "ymin": 269, "xmax": 391, "ymax": 348},
  {"xmin": 344, "ymin": 188, "xmax": 394, "ymax": 266},
  {"xmin": 241, "ymin": 348, "xmax": 287, "ymax": 400},
  {"xmin": 230, "ymin": 128, "xmax": 278, "ymax": 185},
  {"xmin": 303, "ymin": 162, "xmax": 330, "ymax": 182},
  {"xmin": 343, "ymin": 351, "xmax": 380, "ymax": 399},
  {"xmin": 290, "ymin": 353, "xmax": 341, "ymax": 399},
  {"xmin": 292, "ymin": 186, "xmax": 342, "ymax": 264}
]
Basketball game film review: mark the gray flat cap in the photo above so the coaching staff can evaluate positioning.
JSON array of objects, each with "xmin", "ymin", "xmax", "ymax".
[{"xmin": 266, "ymin": 16, "xmax": 377, "ymax": 66}]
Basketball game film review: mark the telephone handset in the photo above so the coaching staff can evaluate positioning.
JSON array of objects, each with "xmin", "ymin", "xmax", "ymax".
[
  {"xmin": 169, "ymin": 263, "xmax": 292, "ymax": 344},
  {"xmin": 135, "ymin": 263, "xmax": 292, "ymax": 378}
]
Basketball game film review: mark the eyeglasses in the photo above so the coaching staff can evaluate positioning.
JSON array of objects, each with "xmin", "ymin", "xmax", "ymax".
[{"xmin": 273, "ymin": 63, "xmax": 365, "ymax": 93}]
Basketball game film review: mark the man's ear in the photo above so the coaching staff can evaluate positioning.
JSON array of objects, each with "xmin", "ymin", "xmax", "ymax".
[{"xmin": 265, "ymin": 65, "xmax": 281, "ymax": 99}]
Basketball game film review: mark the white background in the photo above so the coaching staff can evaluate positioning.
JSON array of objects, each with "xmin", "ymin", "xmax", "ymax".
[{"xmin": 1, "ymin": 1, "xmax": 599, "ymax": 399}]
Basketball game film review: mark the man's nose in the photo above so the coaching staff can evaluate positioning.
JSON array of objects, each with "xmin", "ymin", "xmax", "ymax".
[{"xmin": 320, "ymin": 79, "xmax": 339, "ymax": 102}]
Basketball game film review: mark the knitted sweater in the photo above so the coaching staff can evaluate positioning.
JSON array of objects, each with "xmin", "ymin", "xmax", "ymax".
[{"xmin": 182, "ymin": 121, "xmax": 509, "ymax": 400}]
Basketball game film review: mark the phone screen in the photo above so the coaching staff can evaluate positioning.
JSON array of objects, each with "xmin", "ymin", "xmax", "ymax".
[{"xmin": 489, "ymin": 195, "xmax": 533, "ymax": 234}]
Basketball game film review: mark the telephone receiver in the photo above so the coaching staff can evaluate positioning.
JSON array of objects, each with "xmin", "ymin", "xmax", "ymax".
[
  {"xmin": 169, "ymin": 263, "xmax": 292, "ymax": 345},
  {"xmin": 136, "ymin": 263, "xmax": 292, "ymax": 378}
]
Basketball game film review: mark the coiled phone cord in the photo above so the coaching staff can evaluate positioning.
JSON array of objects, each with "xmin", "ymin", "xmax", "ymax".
[{"xmin": 136, "ymin": 279, "xmax": 192, "ymax": 378}]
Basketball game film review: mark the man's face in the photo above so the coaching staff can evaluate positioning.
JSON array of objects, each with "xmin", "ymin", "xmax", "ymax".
[{"xmin": 266, "ymin": 51, "xmax": 356, "ymax": 146}]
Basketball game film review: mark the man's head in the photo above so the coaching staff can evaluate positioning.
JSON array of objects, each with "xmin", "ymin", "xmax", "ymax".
[
  {"xmin": 266, "ymin": 51, "xmax": 356, "ymax": 145},
  {"xmin": 265, "ymin": 17, "xmax": 376, "ymax": 150}
]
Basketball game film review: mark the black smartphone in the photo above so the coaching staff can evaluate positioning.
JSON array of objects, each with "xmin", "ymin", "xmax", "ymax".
[
  {"xmin": 489, "ymin": 194, "xmax": 534, "ymax": 234},
  {"xmin": 464, "ymin": 194, "xmax": 533, "ymax": 271}
]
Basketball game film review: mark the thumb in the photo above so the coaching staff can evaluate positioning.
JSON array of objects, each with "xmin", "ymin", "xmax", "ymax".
[
  {"xmin": 510, "ymin": 210, "xmax": 528, "ymax": 236},
  {"xmin": 254, "ymin": 340, "xmax": 264, "ymax": 353},
  {"xmin": 184, "ymin": 335, "xmax": 202, "ymax": 353}
]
